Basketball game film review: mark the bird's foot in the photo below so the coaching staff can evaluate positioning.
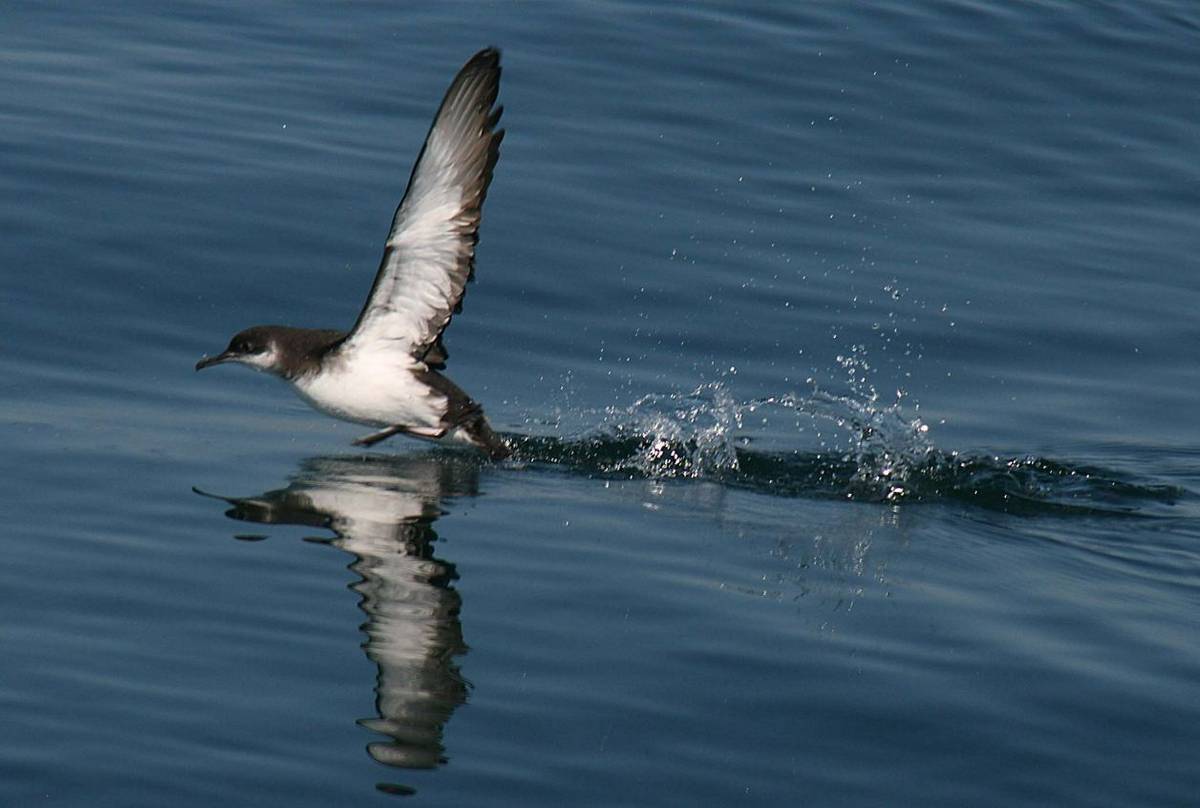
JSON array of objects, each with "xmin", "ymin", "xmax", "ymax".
[
  {"xmin": 352, "ymin": 424, "xmax": 448, "ymax": 447},
  {"xmin": 352, "ymin": 425, "xmax": 408, "ymax": 447}
]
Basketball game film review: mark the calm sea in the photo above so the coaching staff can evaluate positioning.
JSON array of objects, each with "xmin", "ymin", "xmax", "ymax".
[{"xmin": 3, "ymin": 2, "xmax": 1199, "ymax": 805}]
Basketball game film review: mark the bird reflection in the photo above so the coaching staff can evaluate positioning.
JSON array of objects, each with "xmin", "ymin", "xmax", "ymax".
[{"xmin": 197, "ymin": 453, "xmax": 482, "ymax": 774}]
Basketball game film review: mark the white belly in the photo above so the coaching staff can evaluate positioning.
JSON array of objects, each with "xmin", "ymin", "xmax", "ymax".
[{"xmin": 290, "ymin": 350, "xmax": 446, "ymax": 429}]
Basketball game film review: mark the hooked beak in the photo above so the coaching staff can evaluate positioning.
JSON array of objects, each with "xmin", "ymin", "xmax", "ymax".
[{"xmin": 195, "ymin": 351, "xmax": 234, "ymax": 371}]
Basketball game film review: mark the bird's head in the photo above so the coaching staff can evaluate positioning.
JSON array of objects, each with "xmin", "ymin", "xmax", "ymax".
[{"xmin": 196, "ymin": 326, "xmax": 283, "ymax": 374}]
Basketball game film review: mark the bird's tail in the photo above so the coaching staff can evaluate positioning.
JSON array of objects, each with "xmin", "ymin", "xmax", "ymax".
[{"xmin": 458, "ymin": 412, "xmax": 510, "ymax": 461}]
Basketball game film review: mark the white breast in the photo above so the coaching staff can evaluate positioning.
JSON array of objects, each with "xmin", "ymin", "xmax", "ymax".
[{"xmin": 290, "ymin": 349, "xmax": 446, "ymax": 429}]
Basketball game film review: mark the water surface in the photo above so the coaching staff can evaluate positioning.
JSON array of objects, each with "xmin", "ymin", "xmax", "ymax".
[{"xmin": 2, "ymin": 2, "xmax": 1199, "ymax": 805}]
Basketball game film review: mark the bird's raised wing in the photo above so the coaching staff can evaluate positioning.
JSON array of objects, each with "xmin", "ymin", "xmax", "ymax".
[{"xmin": 341, "ymin": 48, "xmax": 503, "ymax": 368}]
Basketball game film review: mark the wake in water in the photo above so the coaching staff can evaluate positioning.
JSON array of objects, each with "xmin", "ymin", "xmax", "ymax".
[{"xmin": 501, "ymin": 382, "xmax": 1184, "ymax": 516}]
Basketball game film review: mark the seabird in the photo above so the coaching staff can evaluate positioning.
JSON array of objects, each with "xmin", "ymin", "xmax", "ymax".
[{"xmin": 196, "ymin": 48, "xmax": 509, "ymax": 460}]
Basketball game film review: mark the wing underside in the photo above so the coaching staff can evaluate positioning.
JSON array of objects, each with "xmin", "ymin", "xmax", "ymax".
[{"xmin": 342, "ymin": 48, "xmax": 504, "ymax": 368}]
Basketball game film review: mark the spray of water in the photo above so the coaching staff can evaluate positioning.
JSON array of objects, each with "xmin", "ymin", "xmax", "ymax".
[{"xmin": 504, "ymin": 375, "xmax": 1182, "ymax": 515}]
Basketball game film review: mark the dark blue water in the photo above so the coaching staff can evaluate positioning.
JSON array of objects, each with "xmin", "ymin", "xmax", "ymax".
[{"xmin": 3, "ymin": 2, "xmax": 1199, "ymax": 805}]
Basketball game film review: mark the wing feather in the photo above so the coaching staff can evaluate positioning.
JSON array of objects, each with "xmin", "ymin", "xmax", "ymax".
[{"xmin": 341, "ymin": 48, "xmax": 503, "ymax": 365}]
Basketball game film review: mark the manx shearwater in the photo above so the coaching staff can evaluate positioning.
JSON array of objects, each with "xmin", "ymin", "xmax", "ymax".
[{"xmin": 197, "ymin": 48, "xmax": 509, "ymax": 460}]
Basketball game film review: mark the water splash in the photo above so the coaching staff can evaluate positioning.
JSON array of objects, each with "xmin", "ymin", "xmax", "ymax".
[
  {"xmin": 503, "ymin": 382, "xmax": 1185, "ymax": 516},
  {"xmin": 602, "ymin": 382, "xmax": 745, "ymax": 478}
]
